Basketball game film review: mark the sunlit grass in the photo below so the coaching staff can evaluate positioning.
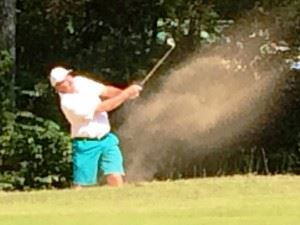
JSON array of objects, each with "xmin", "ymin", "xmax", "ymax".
[{"xmin": 1, "ymin": 175, "xmax": 300, "ymax": 225}]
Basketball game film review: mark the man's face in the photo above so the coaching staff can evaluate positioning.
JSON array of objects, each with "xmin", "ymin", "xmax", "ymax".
[{"xmin": 55, "ymin": 75, "xmax": 75, "ymax": 93}]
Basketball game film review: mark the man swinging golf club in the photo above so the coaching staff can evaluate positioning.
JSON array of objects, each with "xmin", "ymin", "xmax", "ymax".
[
  {"xmin": 50, "ymin": 35, "xmax": 175, "ymax": 189},
  {"xmin": 49, "ymin": 66, "xmax": 142, "ymax": 189}
]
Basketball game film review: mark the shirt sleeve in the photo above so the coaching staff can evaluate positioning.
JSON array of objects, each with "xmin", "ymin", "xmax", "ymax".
[
  {"xmin": 61, "ymin": 94, "xmax": 98, "ymax": 121},
  {"xmin": 74, "ymin": 76, "xmax": 106, "ymax": 96}
]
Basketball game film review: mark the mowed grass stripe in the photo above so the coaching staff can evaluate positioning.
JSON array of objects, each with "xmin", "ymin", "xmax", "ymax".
[{"xmin": 0, "ymin": 176, "xmax": 300, "ymax": 225}]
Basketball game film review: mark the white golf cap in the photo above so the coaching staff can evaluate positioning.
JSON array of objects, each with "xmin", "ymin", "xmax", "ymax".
[{"xmin": 49, "ymin": 67, "xmax": 72, "ymax": 87}]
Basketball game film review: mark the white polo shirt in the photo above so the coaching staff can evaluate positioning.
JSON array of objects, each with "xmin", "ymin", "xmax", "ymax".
[{"xmin": 59, "ymin": 76, "xmax": 111, "ymax": 138}]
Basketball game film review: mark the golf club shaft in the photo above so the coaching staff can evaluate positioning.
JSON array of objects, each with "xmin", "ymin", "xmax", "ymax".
[{"xmin": 140, "ymin": 45, "xmax": 175, "ymax": 86}]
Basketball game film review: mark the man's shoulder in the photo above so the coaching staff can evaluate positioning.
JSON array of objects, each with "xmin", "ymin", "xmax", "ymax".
[
  {"xmin": 74, "ymin": 75, "xmax": 103, "ymax": 86},
  {"xmin": 59, "ymin": 92, "xmax": 75, "ymax": 102},
  {"xmin": 73, "ymin": 76, "xmax": 93, "ymax": 90},
  {"xmin": 73, "ymin": 75, "xmax": 91, "ymax": 83},
  {"xmin": 73, "ymin": 75, "xmax": 105, "ymax": 94},
  {"xmin": 59, "ymin": 93, "xmax": 89, "ymax": 110}
]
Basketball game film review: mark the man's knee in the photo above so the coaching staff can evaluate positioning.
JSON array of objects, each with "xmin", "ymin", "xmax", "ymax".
[{"xmin": 106, "ymin": 174, "xmax": 123, "ymax": 187}]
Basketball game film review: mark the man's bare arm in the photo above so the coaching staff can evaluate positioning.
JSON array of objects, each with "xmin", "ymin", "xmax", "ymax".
[
  {"xmin": 101, "ymin": 86, "xmax": 123, "ymax": 99},
  {"xmin": 95, "ymin": 85, "xmax": 142, "ymax": 113}
]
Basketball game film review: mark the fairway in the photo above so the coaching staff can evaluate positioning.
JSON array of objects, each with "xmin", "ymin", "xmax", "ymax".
[{"xmin": 0, "ymin": 176, "xmax": 300, "ymax": 225}]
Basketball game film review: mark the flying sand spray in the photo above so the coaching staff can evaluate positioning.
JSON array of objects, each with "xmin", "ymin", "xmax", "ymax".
[{"xmin": 119, "ymin": 5, "xmax": 300, "ymax": 181}]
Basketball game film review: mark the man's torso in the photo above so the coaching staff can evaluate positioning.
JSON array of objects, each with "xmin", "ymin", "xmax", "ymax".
[{"xmin": 59, "ymin": 76, "xmax": 111, "ymax": 138}]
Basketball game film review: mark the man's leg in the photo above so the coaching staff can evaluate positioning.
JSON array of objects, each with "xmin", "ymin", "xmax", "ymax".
[
  {"xmin": 106, "ymin": 173, "xmax": 123, "ymax": 187},
  {"xmin": 100, "ymin": 133, "xmax": 125, "ymax": 187},
  {"xmin": 72, "ymin": 183, "xmax": 83, "ymax": 190},
  {"xmin": 72, "ymin": 139, "xmax": 102, "ymax": 188}
]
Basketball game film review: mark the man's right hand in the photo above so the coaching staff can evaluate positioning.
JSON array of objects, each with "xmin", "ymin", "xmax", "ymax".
[{"xmin": 124, "ymin": 84, "xmax": 143, "ymax": 99}]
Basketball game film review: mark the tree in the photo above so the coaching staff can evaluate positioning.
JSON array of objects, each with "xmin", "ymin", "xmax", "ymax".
[{"xmin": 0, "ymin": 0, "xmax": 16, "ymax": 108}]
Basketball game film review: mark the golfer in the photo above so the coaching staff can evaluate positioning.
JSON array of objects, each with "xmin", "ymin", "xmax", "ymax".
[{"xmin": 49, "ymin": 66, "xmax": 142, "ymax": 189}]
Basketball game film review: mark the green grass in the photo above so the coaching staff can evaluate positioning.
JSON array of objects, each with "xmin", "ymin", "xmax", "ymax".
[{"xmin": 1, "ymin": 175, "xmax": 300, "ymax": 225}]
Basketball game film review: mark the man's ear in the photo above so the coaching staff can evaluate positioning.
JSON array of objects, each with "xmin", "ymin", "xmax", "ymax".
[{"xmin": 66, "ymin": 74, "xmax": 73, "ymax": 80}]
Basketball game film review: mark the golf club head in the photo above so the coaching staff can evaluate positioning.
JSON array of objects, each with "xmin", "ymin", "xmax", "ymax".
[{"xmin": 166, "ymin": 37, "xmax": 176, "ymax": 48}]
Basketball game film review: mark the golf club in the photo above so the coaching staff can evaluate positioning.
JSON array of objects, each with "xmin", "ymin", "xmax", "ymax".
[{"xmin": 140, "ymin": 37, "xmax": 176, "ymax": 86}]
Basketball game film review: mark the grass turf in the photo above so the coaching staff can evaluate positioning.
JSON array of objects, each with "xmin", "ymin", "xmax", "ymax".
[{"xmin": 0, "ymin": 175, "xmax": 300, "ymax": 225}]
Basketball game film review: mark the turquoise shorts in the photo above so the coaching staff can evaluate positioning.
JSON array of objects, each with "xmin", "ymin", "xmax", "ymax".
[{"xmin": 71, "ymin": 132, "xmax": 124, "ymax": 186}]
